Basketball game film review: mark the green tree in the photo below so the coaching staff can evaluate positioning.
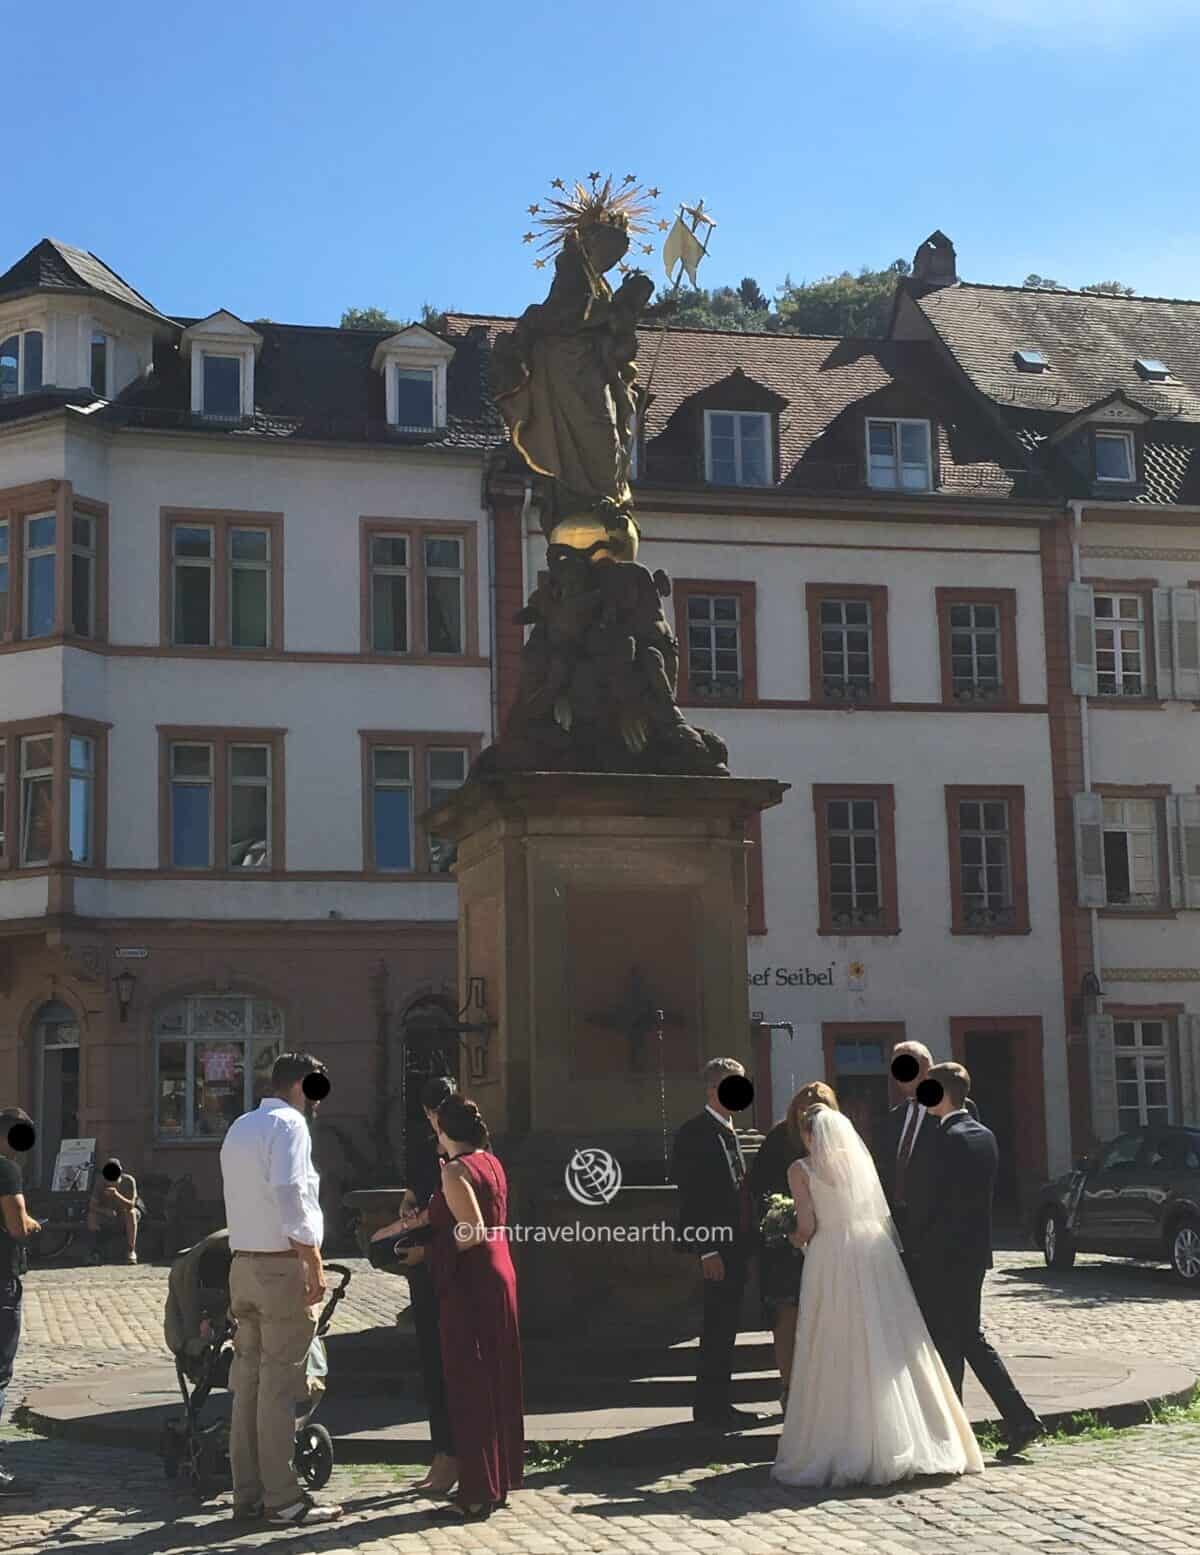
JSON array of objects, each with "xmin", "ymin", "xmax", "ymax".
[
  {"xmin": 1081, "ymin": 280, "xmax": 1134, "ymax": 297},
  {"xmin": 775, "ymin": 260, "xmax": 910, "ymax": 337},
  {"xmin": 1023, "ymin": 273, "xmax": 1066, "ymax": 291},
  {"xmin": 646, "ymin": 281, "xmax": 773, "ymax": 333},
  {"xmin": 339, "ymin": 305, "xmax": 403, "ymax": 331}
]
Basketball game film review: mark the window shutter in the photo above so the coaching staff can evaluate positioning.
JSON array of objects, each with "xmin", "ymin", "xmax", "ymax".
[
  {"xmin": 1088, "ymin": 1014, "xmax": 1118, "ymax": 1142},
  {"xmin": 1171, "ymin": 587, "xmax": 1200, "ymax": 700},
  {"xmin": 1173, "ymin": 793, "xmax": 1200, "ymax": 909},
  {"xmin": 1153, "ymin": 588, "xmax": 1175, "ymax": 699},
  {"xmin": 1184, "ymin": 1016, "xmax": 1200, "ymax": 1127},
  {"xmin": 1073, "ymin": 792, "xmax": 1107, "ymax": 907},
  {"xmin": 1068, "ymin": 582, "xmax": 1097, "ymax": 696}
]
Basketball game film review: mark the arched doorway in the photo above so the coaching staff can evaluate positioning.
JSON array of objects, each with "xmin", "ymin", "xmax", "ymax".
[
  {"xmin": 33, "ymin": 1001, "xmax": 81, "ymax": 1187},
  {"xmin": 390, "ymin": 998, "xmax": 458, "ymax": 1175}
]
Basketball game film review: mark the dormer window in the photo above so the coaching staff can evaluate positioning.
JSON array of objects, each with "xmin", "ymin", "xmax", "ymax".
[
  {"xmin": 0, "ymin": 330, "xmax": 43, "ymax": 398},
  {"xmin": 203, "ymin": 354, "xmax": 242, "ymax": 418},
  {"xmin": 1014, "ymin": 349, "xmax": 1048, "ymax": 373},
  {"xmin": 394, "ymin": 367, "xmax": 435, "ymax": 430},
  {"xmin": 1135, "ymin": 357, "xmax": 1170, "ymax": 382},
  {"xmin": 90, "ymin": 331, "xmax": 110, "ymax": 397},
  {"xmin": 1095, "ymin": 429, "xmax": 1135, "ymax": 483},
  {"xmin": 371, "ymin": 325, "xmax": 454, "ymax": 433},
  {"xmin": 704, "ymin": 410, "xmax": 770, "ymax": 486},
  {"xmin": 181, "ymin": 312, "xmax": 262, "ymax": 423},
  {"xmin": 866, "ymin": 418, "xmax": 932, "ymax": 491}
]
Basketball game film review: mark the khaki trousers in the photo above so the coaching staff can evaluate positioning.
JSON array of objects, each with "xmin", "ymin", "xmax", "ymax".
[{"xmin": 228, "ymin": 1254, "xmax": 317, "ymax": 1511}]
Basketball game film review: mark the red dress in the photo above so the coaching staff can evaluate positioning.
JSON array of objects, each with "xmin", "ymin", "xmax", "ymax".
[{"xmin": 428, "ymin": 1149, "xmax": 524, "ymax": 1505}]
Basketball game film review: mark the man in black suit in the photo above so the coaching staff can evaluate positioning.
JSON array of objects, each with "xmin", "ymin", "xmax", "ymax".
[
  {"xmin": 880, "ymin": 1040, "xmax": 977, "ymax": 1234},
  {"xmin": 670, "ymin": 1057, "xmax": 764, "ymax": 1429},
  {"xmin": 905, "ymin": 1062, "xmax": 1043, "ymax": 1459}
]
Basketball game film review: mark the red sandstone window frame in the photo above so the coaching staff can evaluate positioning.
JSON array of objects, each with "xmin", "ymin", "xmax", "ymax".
[
  {"xmin": 0, "ymin": 480, "xmax": 109, "ymax": 648},
  {"xmin": 672, "ymin": 579, "xmax": 758, "ymax": 705},
  {"xmin": 359, "ymin": 730, "xmax": 482, "ymax": 876},
  {"xmin": 0, "ymin": 714, "xmax": 109, "ymax": 872},
  {"xmin": 936, "ymin": 587, "xmax": 1019, "ymax": 707},
  {"xmin": 945, "ymin": 784, "xmax": 1030, "ymax": 935},
  {"xmin": 157, "ymin": 726, "xmax": 287, "ymax": 875},
  {"xmin": 813, "ymin": 782, "xmax": 899, "ymax": 936},
  {"xmin": 805, "ymin": 583, "xmax": 891, "ymax": 706},
  {"xmin": 160, "ymin": 508, "xmax": 285, "ymax": 654},
  {"xmin": 359, "ymin": 518, "xmax": 480, "ymax": 660}
]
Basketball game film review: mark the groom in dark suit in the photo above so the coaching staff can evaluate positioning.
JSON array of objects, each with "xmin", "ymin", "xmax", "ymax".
[
  {"xmin": 880, "ymin": 1040, "xmax": 977, "ymax": 1236},
  {"xmin": 904, "ymin": 1062, "xmax": 1044, "ymax": 1459},
  {"xmin": 670, "ymin": 1057, "xmax": 765, "ymax": 1429}
]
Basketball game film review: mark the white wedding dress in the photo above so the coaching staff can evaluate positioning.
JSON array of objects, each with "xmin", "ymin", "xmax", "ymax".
[{"xmin": 772, "ymin": 1110, "xmax": 983, "ymax": 1489}]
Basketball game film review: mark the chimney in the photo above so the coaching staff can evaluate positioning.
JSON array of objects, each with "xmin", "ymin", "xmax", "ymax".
[{"xmin": 911, "ymin": 230, "xmax": 957, "ymax": 290}]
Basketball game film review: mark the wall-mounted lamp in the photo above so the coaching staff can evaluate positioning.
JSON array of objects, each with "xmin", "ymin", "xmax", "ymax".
[
  {"xmin": 114, "ymin": 969, "xmax": 137, "ymax": 1024},
  {"xmin": 1071, "ymin": 971, "xmax": 1105, "ymax": 1033}
]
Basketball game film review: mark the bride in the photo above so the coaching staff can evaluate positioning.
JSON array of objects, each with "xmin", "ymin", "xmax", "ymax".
[{"xmin": 771, "ymin": 1105, "xmax": 983, "ymax": 1488}]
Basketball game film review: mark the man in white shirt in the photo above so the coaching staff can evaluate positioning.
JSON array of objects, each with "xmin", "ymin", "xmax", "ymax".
[{"xmin": 219, "ymin": 1052, "xmax": 342, "ymax": 1526}]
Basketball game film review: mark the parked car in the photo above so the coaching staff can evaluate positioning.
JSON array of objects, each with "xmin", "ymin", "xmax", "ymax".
[{"xmin": 1033, "ymin": 1126, "xmax": 1200, "ymax": 1285}]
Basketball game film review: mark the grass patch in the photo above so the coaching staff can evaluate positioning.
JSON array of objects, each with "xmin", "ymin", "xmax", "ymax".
[
  {"xmin": 525, "ymin": 1440, "xmax": 586, "ymax": 1473},
  {"xmin": 973, "ymin": 1422, "xmax": 1003, "ymax": 1454}
]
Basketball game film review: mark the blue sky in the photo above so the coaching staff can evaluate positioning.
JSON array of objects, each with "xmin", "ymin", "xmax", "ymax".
[{"xmin": 6, "ymin": 0, "xmax": 1200, "ymax": 325}]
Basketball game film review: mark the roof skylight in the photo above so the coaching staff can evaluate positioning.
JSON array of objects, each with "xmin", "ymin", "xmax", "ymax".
[
  {"xmin": 1135, "ymin": 357, "xmax": 1170, "ymax": 381},
  {"xmin": 1014, "ymin": 349, "xmax": 1048, "ymax": 373}
]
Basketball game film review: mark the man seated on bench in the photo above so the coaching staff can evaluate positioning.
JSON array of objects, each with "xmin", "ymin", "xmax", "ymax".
[{"xmin": 85, "ymin": 1159, "xmax": 141, "ymax": 1266}]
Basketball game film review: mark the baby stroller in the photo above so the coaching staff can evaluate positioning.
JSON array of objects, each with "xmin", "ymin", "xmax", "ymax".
[{"xmin": 160, "ymin": 1228, "xmax": 351, "ymax": 1500}]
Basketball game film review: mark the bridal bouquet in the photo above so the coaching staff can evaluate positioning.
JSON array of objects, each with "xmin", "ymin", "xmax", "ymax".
[{"xmin": 759, "ymin": 1192, "xmax": 799, "ymax": 1249}]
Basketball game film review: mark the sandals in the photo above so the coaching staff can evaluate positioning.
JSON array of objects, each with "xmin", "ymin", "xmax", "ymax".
[{"xmin": 426, "ymin": 1501, "xmax": 495, "ymax": 1524}]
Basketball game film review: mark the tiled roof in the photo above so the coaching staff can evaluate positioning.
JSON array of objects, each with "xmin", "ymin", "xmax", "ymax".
[
  {"xmin": 0, "ymin": 238, "xmax": 173, "ymax": 324},
  {"xmin": 105, "ymin": 318, "xmax": 505, "ymax": 450},
  {"xmin": 444, "ymin": 313, "xmax": 1031, "ymax": 498},
  {"xmin": 913, "ymin": 282, "xmax": 1200, "ymax": 423}
]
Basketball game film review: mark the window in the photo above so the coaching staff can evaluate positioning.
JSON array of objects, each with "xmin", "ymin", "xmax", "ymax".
[
  {"xmin": 169, "ymin": 744, "xmax": 214, "ymax": 869},
  {"xmin": 163, "ymin": 511, "xmax": 282, "ymax": 651},
  {"xmin": 673, "ymin": 580, "xmax": 757, "ymax": 704},
  {"xmin": 394, "ymin": 367, "xmax": 434, "ymax": 430},
  {"xmin": 67, "ymin": 736, "xmax": 94, "ymax": 865},
  {"xmin": 159, "ymin": 728, "xmax": 284, "ymax": 873},
  {"xmin": 229, "ymin": 528, "xmax": 270, "ymax": 650},
  {"xmin": 806, "ymin": 584, "xmax": 889, "ymax": 704},
  {"xmin": 202, "ymin": 354, "xmax": 242, "ymax": 418},
  {"xmin": 1094, "ymin": 593, "xmax": 1145, "ymax": 695},
  {"xmin": 1095, "ymin": 429, "xmax": 1135, "ymax": 483},
  {"xmin": 704, "ymin": 411, "xmax": 770, "ymax": 486},
  {"xmin": 866, "ymin": 418, "xmax": 932, "ymax": 491},
  {"xmin": 1135, "ymin": 358, "xmax": 1170, "ymax": 382},
  {"xmin": 90, "ymin": 332, "xmax": 109, "ymax": 397},
  {"xmin": 947, "ymin": 787, "xmax": 1029, "ymax": 934},
  {"xmin": 0, "ymin": 720, "xmax": 107, "ymax": 870},
  {"xmin": 172, "ymin": 525, "xmax": 214, "ymax": 646},
  {"xmin": 687, "ymin": 595, "xmax": 742, "ymax": 700},
  {"xmin": 427, "ymin": 748, "xmax": 468, "ymax": 873},
  {"xmin": 370, "ymin": 748, "xmax": 413, "ymax": 871},
  {"xmin": 23, "ymin": 514, "xmax": 56, "ymax": 639},
  {"xmin": 154, "ymin": 994, "xmax": 285, "ymax": 1141},
  {"xmin": 20, "ymin": 735, "xmax": 53, "ymax": 866},
  {"xmin": 1114, "ymin": 1020, "xmax": 1173, "ymax": 1131},
  {"xmin": 0, "ymin": 520, "xmax": 8, "ymax": 636},
  {"xmin": 71, "ymin": 512, "xmax": 97, "ymax": 638},
  {"xmin": 229, "ymin": 745, "xmax": 271, "ymax": 869},
  {"xmin": 937, "ymin": 589, "xmax": 1018, "ymax": 704},
  {"xmin": 362, "ymin": 732, "xmax": 480, "ymax": 873},
  {"xmin": 1014, "ymin": 349, "xmax": 1048, "ymax": 373},
  {"xmin": 0, "ymin": 331, "xmax": 43, "ymax": 398},
  {"xmin": 1101, "ymin": 797, "xmax": 1161, "ymax": 907},
  {"xmin": 369, "ymin": 534, "xmax": 409, "ymax": 653},
  {"xmin": 424, "ymin": 536, "xmax": 464, "ymax": 655},
  {"xmin": 814, "ymin": 784, "xmax": 899, "ymax": 935},
  {"xmin": 360, "ymin": 521, "xmax": 477, "ymax": 659}
]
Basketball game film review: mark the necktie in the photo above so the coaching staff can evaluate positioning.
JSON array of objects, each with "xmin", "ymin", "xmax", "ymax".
[{"xmin": 894, "ymin": 1103, "xmax": 920, "ymax": 1206}]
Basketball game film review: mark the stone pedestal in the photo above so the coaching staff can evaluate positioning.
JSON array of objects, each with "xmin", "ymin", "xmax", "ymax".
[{"xmin": 428, "ymin": 771, "xmax": 787, "ymax": 1334}]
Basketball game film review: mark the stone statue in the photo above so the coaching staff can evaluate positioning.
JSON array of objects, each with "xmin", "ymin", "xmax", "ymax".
[{"xmin": 480, "ymin": 176, "xmax": 728, "ymax": 778}]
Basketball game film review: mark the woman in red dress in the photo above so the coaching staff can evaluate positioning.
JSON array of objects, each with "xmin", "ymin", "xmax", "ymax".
[{"xmin": 407, "ymin": 1096, "xmax": 524, "ymax": 1523}]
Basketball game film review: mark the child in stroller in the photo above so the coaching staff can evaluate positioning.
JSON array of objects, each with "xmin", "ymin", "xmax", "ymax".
[{"xmin": 160, "ymin": 1228, "xmax": 351, "ymax": 1500}]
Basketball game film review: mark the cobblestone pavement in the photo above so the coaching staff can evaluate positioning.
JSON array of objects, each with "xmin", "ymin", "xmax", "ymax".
[{"xmin": 3, "ymin": 1248, "xmax": 1199, "ymax": 1553}]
